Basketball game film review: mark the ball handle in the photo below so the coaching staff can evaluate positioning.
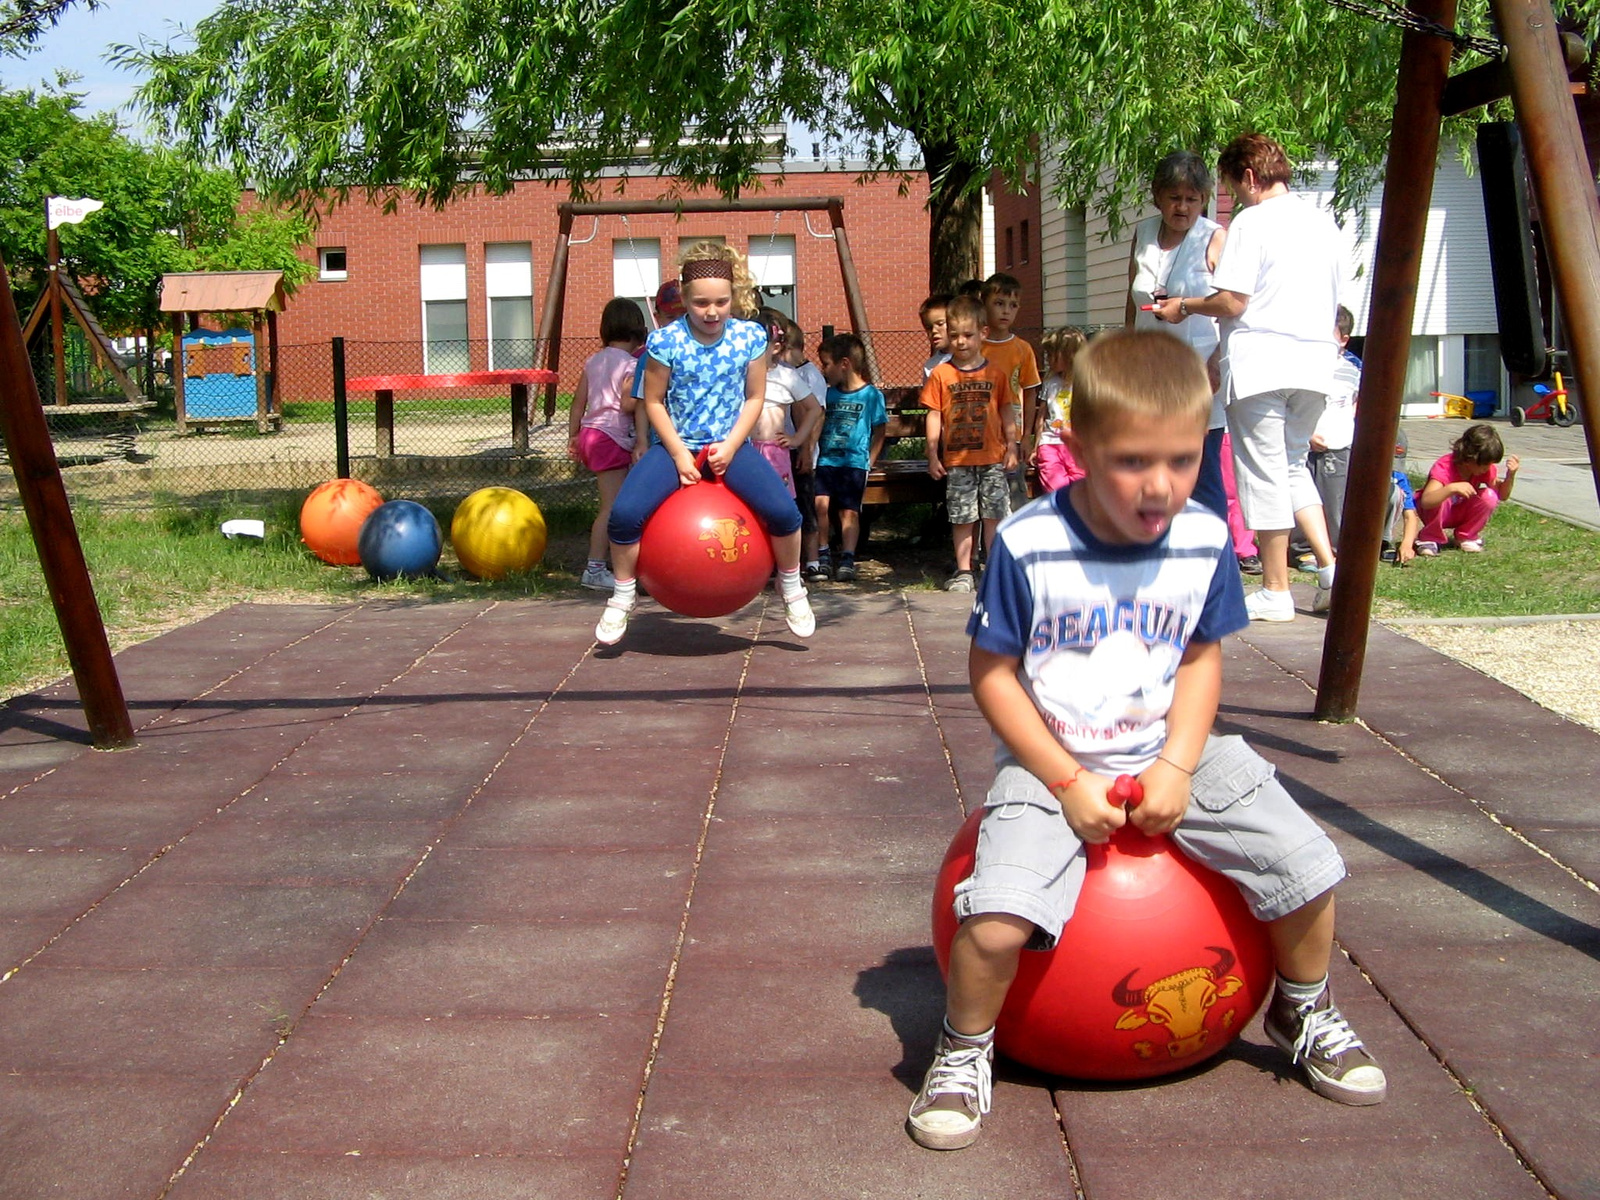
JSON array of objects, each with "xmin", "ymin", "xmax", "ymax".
[{"xmin": 1110, "ymin": 774, "xmax": 1144, "ymax": 808}]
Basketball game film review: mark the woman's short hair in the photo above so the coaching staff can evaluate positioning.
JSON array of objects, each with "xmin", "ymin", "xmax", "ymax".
[
  {"xmin": 1151, "ymin": 150, "xmax": 1213, "ymax": 198},
  {"xmin": 1217, "ymin": 133, "xmax": 1292, "ymax": 189}
]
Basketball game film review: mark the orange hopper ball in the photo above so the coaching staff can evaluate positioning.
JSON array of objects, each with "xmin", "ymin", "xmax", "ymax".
[{"xmin": 300, "ymin": 479, "xmax": 384, "ymax": 565}]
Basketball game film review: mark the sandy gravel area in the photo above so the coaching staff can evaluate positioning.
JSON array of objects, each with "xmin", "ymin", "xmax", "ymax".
[{"xmin": 1394, "ymin": 618, "xmax": 1600, "ymax": 732}]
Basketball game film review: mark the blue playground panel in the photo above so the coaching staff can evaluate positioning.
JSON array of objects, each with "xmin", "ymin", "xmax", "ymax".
[{"xmin": 182, "ymin": 328, "xmax": 257, "ymax": 419}]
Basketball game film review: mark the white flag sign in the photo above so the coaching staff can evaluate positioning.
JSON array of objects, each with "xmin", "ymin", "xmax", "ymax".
[{"xmin": 47, "ymin": 197, "xmax": 105, "ymax": 230}]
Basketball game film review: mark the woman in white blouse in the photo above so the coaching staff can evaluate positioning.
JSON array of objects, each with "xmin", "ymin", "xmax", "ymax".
[{"xmin": 1151, "ymin": 134, "xmax": 1344, "ymax": 622}]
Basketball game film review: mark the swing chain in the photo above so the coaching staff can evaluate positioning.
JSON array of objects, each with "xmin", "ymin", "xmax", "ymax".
[{"xmin": 1324, "ymin": 0, "xmax": 1504, "ymax": 58}]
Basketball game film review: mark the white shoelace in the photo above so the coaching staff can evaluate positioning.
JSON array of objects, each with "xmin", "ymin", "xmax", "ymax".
[
  {"xmin": 1290, "ymin": 1002, "xmax": 1365, "ymax": 1065},
  {"xmin": 923, "ymin": 1044, "xmax": 993, "ymax": 1115}
]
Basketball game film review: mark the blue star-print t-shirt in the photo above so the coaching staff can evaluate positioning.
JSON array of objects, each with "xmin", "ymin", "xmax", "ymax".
[{"xmin": 645, "ymin": 316, "xmax": 768, "ymax": 448}]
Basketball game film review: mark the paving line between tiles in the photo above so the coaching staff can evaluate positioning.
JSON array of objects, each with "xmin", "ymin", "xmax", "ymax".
[
  {"xmin": 900, "ymin": 592, "xmax": 972, "ymax": 819},
  {"xmin": 612, "ymin": 601, "xmax": 763, "ymax": 1200}
]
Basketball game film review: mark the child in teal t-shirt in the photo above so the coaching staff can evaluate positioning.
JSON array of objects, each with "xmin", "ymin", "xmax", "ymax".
[{"xmin": 814, "ymin": 333, "xmax": 887, "ymax": 583}]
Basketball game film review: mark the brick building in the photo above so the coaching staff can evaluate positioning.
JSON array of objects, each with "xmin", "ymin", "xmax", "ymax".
[{"xmin": 261, "ymin": 165, "xmax": 935, "ymax": 399}]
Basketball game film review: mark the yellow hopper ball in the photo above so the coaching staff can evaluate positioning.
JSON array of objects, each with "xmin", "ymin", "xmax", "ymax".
[{"xmin": 451, "ymin": 487, "xmax": 547, "ymax": 580}]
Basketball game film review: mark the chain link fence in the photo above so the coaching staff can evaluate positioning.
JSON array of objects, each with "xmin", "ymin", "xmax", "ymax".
[{"xmin": 3, "ymin": 326, "xmax": 1058, "ymax": 515}]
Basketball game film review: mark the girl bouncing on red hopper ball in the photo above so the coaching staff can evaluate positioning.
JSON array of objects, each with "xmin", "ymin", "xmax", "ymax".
[{"xmin": 594, "ymin": 242, "xmax": 814, "ymax": 646}]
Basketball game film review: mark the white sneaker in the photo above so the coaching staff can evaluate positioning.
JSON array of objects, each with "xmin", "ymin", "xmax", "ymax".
[
  {"xmin": 594, "ymin": 601, "xmax": 631, "ymax": 645},
  {"xmin": 1245, "ymin": 588, "xmax": 1296, "ymax": 622},
  {"xmin": 782, "ymin": 590, "xmax": 815, "ymax": 637},
  {"xmin": 580, "ymin": 564, "xmax": 616, "ymax": 591},
  {"xmin": 1459, "ymin": 538, "xmax": 1484, "ymax": 553},
  {"xmin": 1312, "ymin": 564, "xmax": 1334, "ymax": 613}
]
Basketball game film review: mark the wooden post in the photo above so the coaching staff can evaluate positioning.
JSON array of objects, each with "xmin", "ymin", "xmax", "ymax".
[
  {"xmin": 1314, "ymin": 0, "xmax": 1457, "ymax": 720},
  {"xmin": 172, "ymin": 313, "xmax": 188, "ymax": 434},
  {"xmin": 535, "ymin": 207, "xmax": 575, "ymax": 424},
  {"xmin": 0, "ymin": 254, "xmax": 135, "ymax": 749},
  {"xmin": 375, "ymin": 388, "xmax": 395, "ymax": 457},
  {"xmin": 47, "ymin": 226, "xmax": 66, "ymax": 407},
  {"xmin": 266, "ymin": 309, "xmax": 281, "ymax": 414},
  {"xmin": 1492, "ymin": 0, "xmax": 1600, "ymax": 499},
  {"xmin": 511, "ymin": 381, "xmax": 530, "ymax": 455},
  {"xmin": 828, "ymin": 200, "xmax": 881, "ymax": 382},
  {"xmin": 252, "ymin": 319, "xmax": 269, "ymax": 433}
]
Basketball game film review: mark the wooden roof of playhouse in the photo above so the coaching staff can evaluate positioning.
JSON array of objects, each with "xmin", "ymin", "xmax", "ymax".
[{"xmin": 158, "ymin": 270, "xmax": 287, "ymax": 315}]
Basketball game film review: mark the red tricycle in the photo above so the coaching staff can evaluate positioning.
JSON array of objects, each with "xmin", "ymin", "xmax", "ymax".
[{"xmin": 1513, "ymin": 369, "xmax": 1577, "ymax": 427}]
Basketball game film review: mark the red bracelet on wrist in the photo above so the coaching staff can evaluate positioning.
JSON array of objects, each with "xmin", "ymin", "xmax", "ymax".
[{"xmin": 1048, "ymin": 767, "xmax": 1085, "ymax": 794}]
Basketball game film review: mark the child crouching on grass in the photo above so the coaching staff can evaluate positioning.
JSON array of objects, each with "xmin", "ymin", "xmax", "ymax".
[
  {"xmin": 907, "ymin": 329, "xmax": 1385, "ymax": 1152},
  {"xmin": 1414, "ymin": 423, "xmax": 1519, "ymax": 556}
]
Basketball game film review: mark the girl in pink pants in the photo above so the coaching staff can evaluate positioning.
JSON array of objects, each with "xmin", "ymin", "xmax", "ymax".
[{"xmin": 1415, "ymin": 424, "xmax": 1520, "ymax": 554}]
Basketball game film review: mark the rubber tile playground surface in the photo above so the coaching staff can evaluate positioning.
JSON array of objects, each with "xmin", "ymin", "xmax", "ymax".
[{"xmin": 1, "ymin": 589, "xmax": 1597, "ymax": 1199}]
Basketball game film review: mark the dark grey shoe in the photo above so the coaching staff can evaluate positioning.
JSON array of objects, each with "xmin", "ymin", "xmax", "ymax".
[{"xmin": 1264, "ymin": 984, "xmax": 1386, "ymax": 1105}]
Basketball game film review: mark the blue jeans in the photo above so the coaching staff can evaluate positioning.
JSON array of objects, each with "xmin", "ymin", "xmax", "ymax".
[
  {"xmin": 1192, "ymin": 426, "xmax": 1229, "ymax": 522},
  {"xmin": 608, "ymin": 441, "xmax": 804, "ymax": 546}
]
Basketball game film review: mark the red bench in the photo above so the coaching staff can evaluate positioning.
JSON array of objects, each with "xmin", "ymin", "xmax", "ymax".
[{"xmin": 344, "ymin": 370, "xmax": 558, "ymax": 457}]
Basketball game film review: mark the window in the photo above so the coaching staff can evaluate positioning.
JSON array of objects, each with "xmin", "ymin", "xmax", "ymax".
[
  {"xmin": 1004, "ymin": 226, "xmax": 1014, "ymax": 268},
  {"xmin": 1020, "ymin": 220, "xmax": 1030, "ymax": 265},
  {"xmin": 614, "ymin": 238, "xmax": 661, "ymax": 326},
  {"xmin": 748, "ymin": 234, "xmax": 796, "ymax": 321},
  {"xmin": 1464, "ymin": 333, "xmax": 1502, "ymax": 392},
  {"xmin": 420, "ymin": 244, "xmax": 469, "ymax": 373},
  {"xmin": 318, "ymin": 247, "xmax": 347, "ymax": 281},
  {"xmin": 486, "ymin": 243, "xmax": 534, "ymax": 369}
]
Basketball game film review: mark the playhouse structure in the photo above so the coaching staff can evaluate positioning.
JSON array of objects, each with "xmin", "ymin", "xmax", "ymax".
[{"xmin": 159, "ymin": 270, "xmax": 287, "ymax": 434}]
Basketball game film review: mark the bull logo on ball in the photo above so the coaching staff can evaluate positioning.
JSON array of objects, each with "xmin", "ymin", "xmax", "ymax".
[
  {"xmin": 1111, "ymin": 945, "xmax": 1246, "ymax": 1061},
  {"xmin": 699, "ymin": 515, "xmax": 755, "ymax": 564}
]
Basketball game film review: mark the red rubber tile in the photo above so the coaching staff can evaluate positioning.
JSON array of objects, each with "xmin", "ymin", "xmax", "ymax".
[
  {"xmin": 204, "ymin": 1012, "xmax": 653, "ymax": 1157},
  {"xmin": 0, "ymin": 965, "xmax": 326, "ymax": 1076},
  {"xmin": 624, "ymin": 1066, "xmax": 1075, "ymax": 1197},
  {"xmin": 152, "ymin": 811, "xmax": 437, "ymax": 887},
  {"xmin": 0, "ymin": 793, "xmax": 230, "ymax": 853},
  {"xmin": 168, "ymin": 1148, "xmax": 622, "ymax": 1200},
  {"xmin": 249, "ymin": 767, "xmax": 482, "ymax": 820},
  {"xmin": 42, "ymin": 881, "xmax": 391, "ymax": 969},
  {"xmin": 0, "ymin": 847, "xmax": 144, "ymax": 919},
  {"xmin": 385, "ymin": 846, "xmax": 695, "ymax": 924},
  {"xmin": 446, "ymin": 784, "xmax": 711, "ymax": 850},
  {"xmin": 0, "ymin": 1071, "xmax": 228, "ymax": 1200},
  {"xmin": 314, "ymin": 916, "xmax": 678, "ymax": 1019}
]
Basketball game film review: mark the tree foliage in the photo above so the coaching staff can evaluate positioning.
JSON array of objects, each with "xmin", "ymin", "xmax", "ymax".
[
  {"xmin": 121, "ymin": 0, "xmax": 1600, "ymax": 290},
  {"xmin": 0, "ymin": 0, "xmax": 100, "ymax": 55},
  {"xmin": 0, "ymin": 84, "xmax": 313, "ymax": 333}
]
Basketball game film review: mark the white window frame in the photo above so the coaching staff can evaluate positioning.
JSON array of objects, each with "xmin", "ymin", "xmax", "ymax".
[
  {"xmin": 318, "ymin": 246, "xmax": 347, "ymax": 281},
  {"xmin": 420, "ymin": 244, "xmax": 469, "ymax": 373}
]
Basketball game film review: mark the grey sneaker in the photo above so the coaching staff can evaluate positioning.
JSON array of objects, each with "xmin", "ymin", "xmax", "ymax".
[
  {"xmin": 945, "ymin": 570, "xmax": 975, "ymax": 594},
  {"xmin": 1264, "ymin": 984, "xmax": 1386, "ymax": 1105},
  {"xmin": 835, "ymin": 554, "xmax": 856, "ymax": 582},
  {"xmin": 907, "ymin": 1029, "xmax": 993, "ymax": 1150},
  {"xmin": 580, "ymin": 564, "xmax": 616, "ymax": 591}
]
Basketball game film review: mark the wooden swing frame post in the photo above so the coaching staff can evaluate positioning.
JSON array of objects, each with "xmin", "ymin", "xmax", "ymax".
[{"xmin": 0, "ymin": 253, "xmax": 136, "ymax": 749}]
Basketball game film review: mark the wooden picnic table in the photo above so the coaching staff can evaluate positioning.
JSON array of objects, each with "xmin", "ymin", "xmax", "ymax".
[{"xmin": 344, "ymin": 370, "xmax": 558, "ymax": 457}]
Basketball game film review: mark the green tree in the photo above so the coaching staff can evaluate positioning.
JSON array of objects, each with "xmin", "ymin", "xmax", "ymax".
[
  {"xmin": 120, "ymin": 0, "xmax": 1588, "ymax": 293},
  {"xmin": 0, "ymin": 0, "xmax": 100, "ymax": 55},
  {"xmin": 0, "ymin": 83, "xmax": 312, "ymax": 335}
]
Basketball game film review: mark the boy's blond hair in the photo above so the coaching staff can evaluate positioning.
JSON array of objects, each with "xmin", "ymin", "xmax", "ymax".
[
  {"xmin": 678, "ymin": 240, "xmax": 759, "ymax": 318},
  {"xmin": 1070, "ymin": 330, "xmax": 1210, "ymax": 441}
]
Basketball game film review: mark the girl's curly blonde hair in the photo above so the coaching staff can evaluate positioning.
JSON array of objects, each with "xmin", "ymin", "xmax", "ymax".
[{"xmin": 678, "ymin": 240, "xmax": 759, "ymax": 318}]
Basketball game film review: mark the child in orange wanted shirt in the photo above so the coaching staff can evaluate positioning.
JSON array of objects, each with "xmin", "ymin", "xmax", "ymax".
[{"xmin": 923, "ymin": 294, "xmax": 1020, "ymax": 592}]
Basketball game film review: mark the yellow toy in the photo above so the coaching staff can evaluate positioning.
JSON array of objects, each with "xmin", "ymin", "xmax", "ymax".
[{"xmin": 451, "ymin": 487, "xmax": 547, "ymax": 580}]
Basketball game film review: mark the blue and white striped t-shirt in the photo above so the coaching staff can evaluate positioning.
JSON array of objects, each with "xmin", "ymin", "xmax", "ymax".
[{"xmin": 967, "ymin": 487, "xmax": 1248, "ymax": 776}]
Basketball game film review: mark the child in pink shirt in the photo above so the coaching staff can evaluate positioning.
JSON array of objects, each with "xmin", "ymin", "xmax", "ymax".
[
  {"xmin": 569, "ymin": 298, "xmax": 649, "ymax": 588},
  {"xmin": 1415, "ymin": 423, "xmax": 1519, "ymax": 554}
]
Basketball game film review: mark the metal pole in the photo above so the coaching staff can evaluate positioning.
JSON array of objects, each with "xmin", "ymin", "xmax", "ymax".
[
  {"xmin": 331, "ymin": 336, "xmax": 350, "ymax": 479},
  {"xmin": 1313, "ymin": 0, "xmax": 1456, "ymax": 720},
  {"xmin": 1491, "ymin": 0, "xmax": 1600, "ymax": 499},
  {"xmin": 0, "ymin": 254, "xmax": 135, "ymax": 749}
]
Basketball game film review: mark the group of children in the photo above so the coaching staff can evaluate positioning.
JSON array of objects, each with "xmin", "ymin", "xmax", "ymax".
[{"xmin": 557, "ymin": 240, "xmax": 1553, "ymax": 1149}]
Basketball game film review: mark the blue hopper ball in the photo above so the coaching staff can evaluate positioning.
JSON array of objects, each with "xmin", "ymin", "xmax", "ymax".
[{"xmin": 358, "ymin": 500, "xmax": 443, "ymax": 581}]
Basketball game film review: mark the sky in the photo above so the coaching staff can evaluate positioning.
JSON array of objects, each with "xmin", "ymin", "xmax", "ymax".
[{"xmin": 1, "ymin": 0, "xmax": 217, "ymax": 120}]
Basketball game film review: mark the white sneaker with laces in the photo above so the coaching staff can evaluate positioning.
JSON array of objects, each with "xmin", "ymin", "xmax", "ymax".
[
  {"xmin": 1245, "ymin": 587, "xmax": 1296, "ymax": 622},
  {"xmin": 594, "ymin": 601, "xmax": 631, "ymax": 646},
  {"xmin": 782, "ymin": 589, "xmax": 815, "ymax": 637},
  {"xmin": 907, "ymin": 1031, "xmax": 994, "ymax": 1150}
]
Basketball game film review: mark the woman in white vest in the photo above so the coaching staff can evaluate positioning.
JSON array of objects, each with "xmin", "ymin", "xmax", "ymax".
[
  {"xmin": 1150, "ymin": 134, "xmax": 1343, "ymax": 623},
  {"xmin": 1125, "ymin": 151, "xmax": 1238, "ymax": 555}
]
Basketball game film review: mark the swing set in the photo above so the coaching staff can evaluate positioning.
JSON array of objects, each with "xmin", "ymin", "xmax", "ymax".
[{"xmin": 530, "ymin": 196, "xmax": 880, "ymax": 423}]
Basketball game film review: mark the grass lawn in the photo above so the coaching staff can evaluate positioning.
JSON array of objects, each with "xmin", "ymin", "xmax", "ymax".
[{"xmin": 4, "ymin": 491, "xmax": 1598, "ymax": 703}]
